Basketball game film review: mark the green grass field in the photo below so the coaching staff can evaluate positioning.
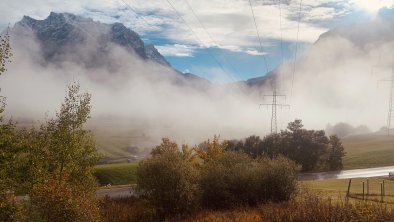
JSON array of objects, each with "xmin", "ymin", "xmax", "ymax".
[
  {"xmin": 94, "ymin": 162, "xmax": 139, "ymax": 186},
  {"xmin": 342, "ymin": 134, "xmax": 394, "ymax": 169},
  {"xmin": 302, "ymin": 178, "xmax": 394, "ymax": 204}
]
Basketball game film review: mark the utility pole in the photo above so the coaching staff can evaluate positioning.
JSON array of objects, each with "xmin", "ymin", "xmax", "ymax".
[
  {"xmin": 386, "ymin": 64, "xmax": 394, "ymax": 135},
  {"xmin": 374, "ymin": 53, "xmax": 394, "ymax": 135},
  {"xmin": 260, "ymin": 84, "xmax": 290, "ymax": 134}
]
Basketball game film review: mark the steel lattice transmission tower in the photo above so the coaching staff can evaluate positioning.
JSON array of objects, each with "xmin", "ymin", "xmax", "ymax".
[
  {"xmin": 386, "ymin": 65, "xmax": 394, "ymax": 135},
  {"xmin": 260, "ymin": 85, "xmax": 290, "ymax": 134},
  {"xmin": 373, "ymin": 55, "xmax": 394, "ymax": 135}
]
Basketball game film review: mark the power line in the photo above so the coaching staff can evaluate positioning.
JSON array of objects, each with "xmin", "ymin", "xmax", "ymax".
[
  {"xmin": 277, "ymin": 0, "xmax": 285, "ymax": 93},
  {"xmin": 375, "ymin": 54, "xmax": 394, "ymax": 136},
  {"xmin": 248, "ymin": 0, "xmax": 269, "ymax": 74},
  {"xmin": 119, "ymin": 0, "xmax": 151, "ymax": 28},
  {"xmin": 290, "ymin": 0, "xmax": 303, "ymax": 98},
  {"xmin": 278, "ymin": 0, "xmax": 284, "ymax": 64},
  {"xmin": 248, "ymin": 0, "xmax": 289, "ymax": 134},
  {"xmin": 184, "ymin": 0, "xmax": 218, "ymax": 48},
  {"xmin": 164, "ymin": 0, "xmax": 231, "ymax": 80},
  {"xmin": 184, "ymin": 0, "xmax": 241, "ymax": 81}
]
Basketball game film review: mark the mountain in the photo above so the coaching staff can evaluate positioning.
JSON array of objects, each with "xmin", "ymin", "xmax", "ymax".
[
  {"xmin": 241, "ymin": 7, "xmax": 394, "ymax": 89},
  {"xmin": 13, "ymin": 12, "xmax": 170, "ymax": 67}
]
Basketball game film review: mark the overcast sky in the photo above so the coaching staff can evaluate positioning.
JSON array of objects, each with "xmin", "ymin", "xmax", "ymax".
[{"xmin": 1, "ymin": 0, "xmax": 394, "ymax": 82}]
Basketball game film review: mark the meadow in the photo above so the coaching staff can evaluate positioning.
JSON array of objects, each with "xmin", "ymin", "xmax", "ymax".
[
  {"xmin": 93, "ymin": 132, "xmax": 394, "ymax": 187},
  {"xmin": 94, "ymin": 162, "xmax": 138, "ymax": 186},
  {"xmin": 341, "ymin": 133, "xmax": 394, "ymax": 169},
  {"xmin": 302, "ymin": 177, "xmax": 394, "ymax": 204}
]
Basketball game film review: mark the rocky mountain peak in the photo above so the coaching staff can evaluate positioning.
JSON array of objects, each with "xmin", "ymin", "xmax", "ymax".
[{"xmin": 13, "ymin": 12, "xmax": 171, "ymax": 68}]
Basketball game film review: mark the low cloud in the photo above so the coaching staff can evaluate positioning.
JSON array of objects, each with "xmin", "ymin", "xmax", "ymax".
[
  {"xmin": 0, "ymin": 0, "xmax": 370, "ymax": 57},
  {"xmin": 155, "ymin": 44, "xmax": 196, "ymax": 57},
  {"xmin": 2, "ymin": 9, "xmax": 394, "ymax": 151}
]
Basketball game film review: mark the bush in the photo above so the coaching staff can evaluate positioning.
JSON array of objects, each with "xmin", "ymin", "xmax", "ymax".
[
  {"xmin": 30, "ymin": 179, "xmax": 101, "ymax": 222},
  {"xmin": 0, "ymin": 192, "xmax": 26, "ymax": 222},
  {"xmin": 136, "ymin": 150, "xmax": 200, "ymax": 219},
  {"xmin": 199, "ymin": 152, "xmax": 255, "ymax": 209},
  {"xmin": 100, "ymin": 197, "xmax": 158, "ymax": 222},
  {"xmin": 200, "ymin": 152, "xmax": 298, "ymax": 209},
  {"xmin": 255, "ymin": 156, "xmax": 298, "ymax": 202}
]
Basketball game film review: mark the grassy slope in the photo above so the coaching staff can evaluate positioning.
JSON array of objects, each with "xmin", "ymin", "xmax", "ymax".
[
  {"xmin": 302, "ymin": 178, "xmax": 394, "ymax": 203},
  {"xmin": 94, "ymin": 162, "xmax": 138, "ymax": 186},
  {"xmin": 342, "ymin": 134, "xmax": 394, "ymax": 169}
]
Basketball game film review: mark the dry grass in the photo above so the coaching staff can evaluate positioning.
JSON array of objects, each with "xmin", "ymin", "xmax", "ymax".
[
  {"xmin": 182, "ymin": 191, "xmax": 394, "ymax": 222},
  {"xmin": 342, "ymin": 134, "xmax": 394, "ymax": 169},
  {"xmin": 99, "ymin": 189, "xmax": 394, "ymax": 222},
  {"xmin": 302, "ymin": 177, "xmax": 394, "ymax": 204}
]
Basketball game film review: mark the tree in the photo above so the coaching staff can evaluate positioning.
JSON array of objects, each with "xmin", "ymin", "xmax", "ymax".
[
  {"xmin": 0, "ymin": 32, "xmax": 12, "ymax": 75},
  {"xmin": 23, "ymin": 83, "xmax": 101, "ymax": 221},
  {"xmin": 43, "ymin": 83, "xmax": 100, "ymax": 191},
  {"xmin": 0, "ymin": 33, "xmax": 19, "ymax": 221},
  {"xmin": 151, "ymin": 138, "xmax": 179, "ymax": 156},
  {"xmin": 194, "ymin": 135, "xmax": 225, "ymax": 163},
  {"xmin": 276, "ymin": 120, "xmax": 330, "ymax": 171},
  {"xmin": 243, "ymin": 135, "xmax": 263, "ymax": 158},
  {"xmin": 327, "ymin": 135, "xmax": 345, "ymax": 170},
  {"xmin": 0, "ymin": 33, "xmax": 14, "ymax": 191}
]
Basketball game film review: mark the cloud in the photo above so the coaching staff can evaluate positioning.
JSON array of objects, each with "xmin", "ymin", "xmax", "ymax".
[
  {"xmin": 245, "ymin": 49, "xmax": 267, "ymax": 56},
  {"xmin": 275, "ymin": 16, "xmax": 394, "ymax": 131},
  {"xmin": 0, "ymin": 0, "xmax": 363, "ymax": 57},
  {"xmin": 155, "ymin": 44, "xmax": 196, "ymax": 57},
  {"xmin": 350, "ymin": 0, "xmax": 394, "ymax": 14},
  {"xmin": 2, "ymin": 26, "xmax": 271, "ymax": 148}
]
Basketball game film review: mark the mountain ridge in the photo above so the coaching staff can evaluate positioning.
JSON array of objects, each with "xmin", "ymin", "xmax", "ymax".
[{"xmin": 11, "ymin": 12, "xmax": 210, "ymax": 87}]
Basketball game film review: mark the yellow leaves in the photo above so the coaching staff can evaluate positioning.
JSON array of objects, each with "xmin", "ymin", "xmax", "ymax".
[{"xmin": 194, "ymin": 135, "xmax": 225, "ymax": 163}]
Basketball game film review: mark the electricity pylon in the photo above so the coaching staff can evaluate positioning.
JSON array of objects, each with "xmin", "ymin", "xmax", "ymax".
[
  {"xmin": 260, "ymin": 85, "xmax": 290, "ymax": 134},
  {"xmin": 374, "ymin": 61, "xmax": 394, "ymax": 135}
]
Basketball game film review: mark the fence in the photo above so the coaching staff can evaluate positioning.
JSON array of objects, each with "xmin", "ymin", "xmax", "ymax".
[{"xmin": 347, "ymin": 178, "xmax": 394, "ymax": 203}]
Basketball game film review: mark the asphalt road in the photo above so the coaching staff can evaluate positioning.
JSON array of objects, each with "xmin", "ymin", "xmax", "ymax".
[
  {"xmin": 96, "ymin": 186, "xmax": 134, "ymax": 199},
  {"xmin": 299, "ymin": 165, "xmax": 394, "ymax": 180},
  {"xmin": 95, "ymin": 166, "xmax": 394, "ymax": 199}
]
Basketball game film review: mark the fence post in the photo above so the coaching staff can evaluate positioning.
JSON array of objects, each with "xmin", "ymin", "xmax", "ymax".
[
  {"xmin": 383, "ymin": 179, "xmax": 385, "ymax": 196},
  {"xmin": 347, "ymin": 179, "xmax": 352, "ymax": 198},
  {"xmin": 381, "ymin": 183, "xmax": 384, "ymax": 203},
  {"xmin": 363, "ymin": 181, "xmax": 365, "ymax": 200}
]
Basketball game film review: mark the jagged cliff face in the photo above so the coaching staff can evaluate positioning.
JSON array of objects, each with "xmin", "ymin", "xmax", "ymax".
[{"xmin": 12, "ymin": 12, "xmax": 170, "ymax": 69}]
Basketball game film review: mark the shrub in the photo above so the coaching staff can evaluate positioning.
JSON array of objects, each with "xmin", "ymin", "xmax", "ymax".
[
  {"xmin": 254, "ymin": 156, "xmax": 298, "ymax": 202},
  {"xmin": 100, "ymin": 197, "xmax": 158, "ymax": 222},
  {"xmin": 200, "ymin": 152, "xmax": 298, "ymax": 209},
  {"xmin": 0, "ymin": 192, "xmax": 24, "ymax": 222},
  {"xmin": 199, "ymin": 152, "xmax": 255, "ymax": 209},
  {"xmin": 30, "ymin": 179, "xmax": 101, "ymax": 222},
  {"xmin": 136, "ymin": 150, "xmax": 200, "ymax": 219}
]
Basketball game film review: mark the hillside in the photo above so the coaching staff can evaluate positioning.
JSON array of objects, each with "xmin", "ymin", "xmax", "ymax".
[{"xmin": 342, "ymin": 133, "xmax": 394, "ymax": 169}]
